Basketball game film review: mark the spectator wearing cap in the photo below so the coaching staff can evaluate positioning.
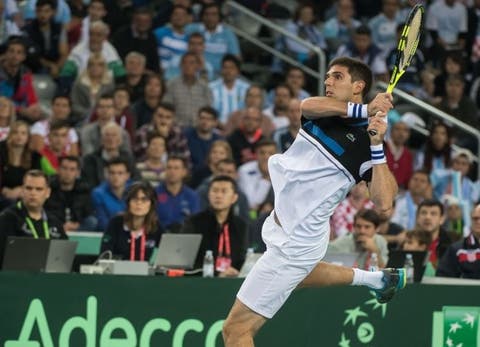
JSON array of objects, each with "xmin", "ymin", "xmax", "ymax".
[
  {"xmin": 437, "ymin": 203, "xmax": 480, "ymax": 279},
  {"xmin": 184, "ymin": 106, "xmax": 222, "ymax": 178},
  {"xmin": 430, "ymin": 148, "xmax": 479, "ymax": 214},
  {"xmin": 442, "ymin": 194, "xmax": 465, "ymax": 241},
  {"xmin": 162, "ymin": 52, "xmax": 213, "ymax": 127}
]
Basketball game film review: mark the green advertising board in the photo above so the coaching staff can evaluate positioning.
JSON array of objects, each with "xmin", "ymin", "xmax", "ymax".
[{"xmin": 0, "ymin": 272, "xmax": 479, "ymax": 347}]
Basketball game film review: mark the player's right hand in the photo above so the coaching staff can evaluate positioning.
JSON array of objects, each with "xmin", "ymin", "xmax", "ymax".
[{"xmin": 367, "ymin": 93, "xmax": 393, "ymax": 116}]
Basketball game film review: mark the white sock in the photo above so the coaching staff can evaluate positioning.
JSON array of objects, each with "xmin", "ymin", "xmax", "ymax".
[{"xmin": 351, "ymin": 268, "xmax": 384, "ymax": 290}]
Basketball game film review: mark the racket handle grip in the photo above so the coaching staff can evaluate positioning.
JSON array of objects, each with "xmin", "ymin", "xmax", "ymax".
[{"xmin": 368, "ymin": 129, "xmax": 377, "ymax": 136}]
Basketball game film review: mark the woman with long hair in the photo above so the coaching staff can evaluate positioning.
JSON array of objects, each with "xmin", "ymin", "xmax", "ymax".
[
  {"xmin": 101, "ymin": 181, "xmax": 163, "ymax": 261},
  {"xmin": 191, "ymin": 139, "xmax": 233, "ymax": 188},
  {"xmin": 415, "ymin": 121, "xmax": 453, "ymax": 173},
  {"xmin": 0, "ymin": 120, "xmax": 42, "ymax": 204}
]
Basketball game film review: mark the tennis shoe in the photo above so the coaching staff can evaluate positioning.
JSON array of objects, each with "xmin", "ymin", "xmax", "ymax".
[{"xmin": 374, "ymin": 268, "xmax": 406, "ymax": 304}]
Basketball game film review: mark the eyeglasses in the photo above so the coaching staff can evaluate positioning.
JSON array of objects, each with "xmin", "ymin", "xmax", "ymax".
[{"xmin": 131, "ymin": 196, "xmax": 150, "ymax": 203}]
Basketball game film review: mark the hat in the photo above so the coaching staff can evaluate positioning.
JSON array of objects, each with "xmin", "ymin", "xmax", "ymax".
[
  {"xmin": 453, "ymin": 148, "xmax": 474, "ymax": 164},
  {"xmin": 442, "ymin": 194, "xmax": 460, "ymax": 206},
  {"xmin": 401, "ymin": 112, "xmax": 425, "ymax": 129}
]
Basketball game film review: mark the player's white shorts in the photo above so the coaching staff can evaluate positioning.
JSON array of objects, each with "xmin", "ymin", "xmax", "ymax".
[{"xmin": 237, "ymin": 212, "xmax": 329, "ymax": 319}]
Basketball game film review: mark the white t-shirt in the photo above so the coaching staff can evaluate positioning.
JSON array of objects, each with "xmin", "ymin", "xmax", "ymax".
[
  {"xmin": 31, "ymin": 120, "xmax": 78, "ymax": 151},
  {"xmin": 238, "ymin": 160, "xmax": 272, "ymax": 209}
]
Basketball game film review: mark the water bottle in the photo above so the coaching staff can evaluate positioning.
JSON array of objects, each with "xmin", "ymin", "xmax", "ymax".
[
  {"xmin": 405, "ymin": 253, "xmax": 415, "ymax": 283},
  {"xmin": 239, "ymin": 248, "xmax": 255, "ymax": 278},
  {"xmin": 369, "ymin": 253, "xmax": 379, "ymax": 272},
  {"xmin": 203, "ymin": 250, "xmax": 214, "ymax": 278}
]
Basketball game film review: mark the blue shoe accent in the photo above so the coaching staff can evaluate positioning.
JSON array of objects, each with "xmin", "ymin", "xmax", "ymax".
[{"xmin": 374, "ymin": 268, "xmax": 406, "ymax": 304}]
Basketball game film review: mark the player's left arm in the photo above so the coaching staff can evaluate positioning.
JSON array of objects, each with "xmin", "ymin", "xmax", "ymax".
[{"xmin": 366, "ymin": 112, "xmax": 398, "ymax": 219}]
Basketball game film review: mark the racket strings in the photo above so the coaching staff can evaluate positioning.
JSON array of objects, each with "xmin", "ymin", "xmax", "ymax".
[{"xmin": 400, "ymin": 11, "xmax": 423, "ymax": 69}]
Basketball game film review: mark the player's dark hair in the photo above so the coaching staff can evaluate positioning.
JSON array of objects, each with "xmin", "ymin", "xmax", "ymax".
[{"xmin": 328, "ymin": 57, "xmax": 373, "ymax": 98}]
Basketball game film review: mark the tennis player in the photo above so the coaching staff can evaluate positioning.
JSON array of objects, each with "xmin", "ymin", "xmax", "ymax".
[{"xmin": 223, "ymin": 57, "xmax": 406, "ymax": 346}]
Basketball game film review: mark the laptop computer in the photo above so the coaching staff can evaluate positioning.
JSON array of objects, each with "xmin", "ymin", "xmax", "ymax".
[
  {"xmin": 2, "ymin": 237, "xmax": 78, "ymax": 273},
  {"xmin": 386, "ymin": 250, "xmax": 429, "ymax": 283},
  {"xmin": 323, "ymin": 251, "xmax": 358, "ymax": 267},
  {"xmin": 154, "ymin": 234, "xmax": 202, "ymax": 270},
  {"xmin": 68, "ymin": 231, "xmax": 103, "ymax": 255}
]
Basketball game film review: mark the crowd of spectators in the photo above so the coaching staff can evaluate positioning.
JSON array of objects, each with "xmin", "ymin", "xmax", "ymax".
[{"xmin": 0, "ymin": 0, "xmax": 479, "ymax": 279}]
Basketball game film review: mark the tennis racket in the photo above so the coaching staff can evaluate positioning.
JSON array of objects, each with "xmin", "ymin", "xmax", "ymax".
[{"xmin": 368, "ymin": 4, "xmax": 425, "ymax": 136}]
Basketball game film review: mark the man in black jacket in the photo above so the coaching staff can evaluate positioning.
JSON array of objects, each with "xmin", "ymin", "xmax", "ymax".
[
  {"xmin": 45, "ymin": 156, "xmax": 96, "ymax": 232},
  {"xmin": 437, "ymin": 203, "xmax": 480, "ymax": 279},
  {"xmin": 111, "ymin": 7, "xmax": 160, "ymax": 73},
  {"xmin": 23, "ymin": 0, "xmax": 68, "ymax": 76},
  {"xmin": 182, "ymin": 175, "xmax": 248, "ymax": 276},
  {"xmin": 0, "ymin": 170, "xmax": 67, "ymax": 267}
]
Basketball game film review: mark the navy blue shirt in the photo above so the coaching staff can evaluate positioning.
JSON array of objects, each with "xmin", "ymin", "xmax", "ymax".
[
  {"xmin": 184, "ymin": 127, "xmax": 222, "ymax": 173},
  {"xmin": 155, "ymin": 184, "xmax": 200, "ymax": 231}
]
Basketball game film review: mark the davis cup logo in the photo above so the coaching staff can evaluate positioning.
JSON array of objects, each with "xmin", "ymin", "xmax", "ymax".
[
  {"xmin": 432, "ymin": 306, "xmax": 480, "ymax": 347},
  {"xmin": 338, "ymin": 292, "xmax": 387, "ymax": 347}
]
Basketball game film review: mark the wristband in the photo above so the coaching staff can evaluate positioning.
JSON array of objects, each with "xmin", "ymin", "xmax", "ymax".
[
  {"xmin": 347, "ymin": 102, "xmax": 369, "ymax": 119},
  {"xmin": 370, "ymin": 144, "xmax": 387, "ymax": 165}
]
